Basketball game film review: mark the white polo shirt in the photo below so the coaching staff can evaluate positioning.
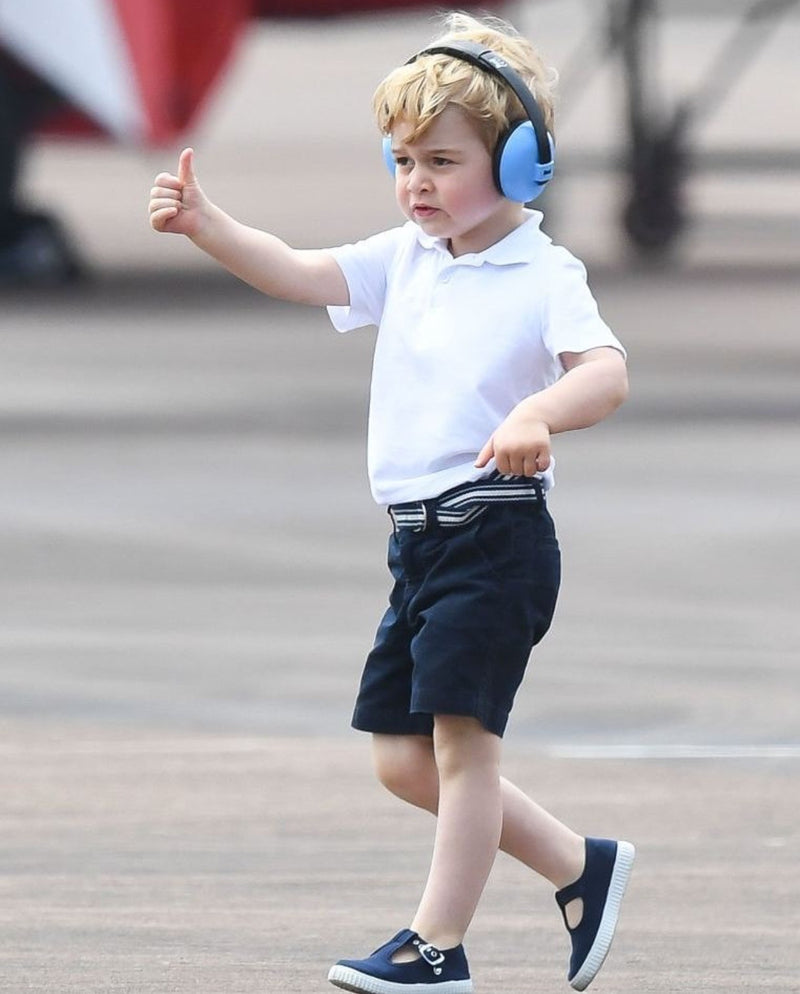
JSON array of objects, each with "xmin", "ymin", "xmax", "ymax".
[{"xmin": 327, "ymin": 211, "xmax": 624, "ymax": 506}]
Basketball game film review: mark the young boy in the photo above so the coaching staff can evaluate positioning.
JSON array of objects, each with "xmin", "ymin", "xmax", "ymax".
[{"xmin": 149, "ymin": 12, "xmax": 634, "ymax": 992}]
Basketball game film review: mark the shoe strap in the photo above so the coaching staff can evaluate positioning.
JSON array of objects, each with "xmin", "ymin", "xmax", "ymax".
[
  {"xmin": 384, "ymin": 928, "xmax": 419, "ymax": 952},
  {"xmin": 414, "ymin": 939, "xmax": 446, "ymax": 968},
  {"xmin": 555, "ymin": 878, "xmax": 584, "ymax": 908},
  {"xmin": 386, "ymin": 931, "xmax": 445, "ymax": 965},
  {"xmin": 554, "ymin": 877, "xmax": 585, "ymax": 933}
]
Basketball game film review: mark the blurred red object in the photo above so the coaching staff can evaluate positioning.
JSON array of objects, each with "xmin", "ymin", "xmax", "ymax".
[
  {"xmin": 0, "ymin": 0, "xmax": 445, "ymax": 146},
  {"xmin": 0, "ymin": 0, "xmax": 252, "ymax": 144},
  {"xmin": 254, "ymin": 0, "xmax": 442, "ymax": 14}
]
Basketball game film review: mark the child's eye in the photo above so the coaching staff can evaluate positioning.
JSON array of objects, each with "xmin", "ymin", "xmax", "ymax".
[
  {"xmin": 432, "ymin": 157, "xmax": 452, "ymax": 167},
  {"xmin": 395, "ymin": 156, "xmax": 411, "ymax": 169}
]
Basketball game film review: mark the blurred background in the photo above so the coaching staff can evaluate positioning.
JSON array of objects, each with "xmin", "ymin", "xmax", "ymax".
[
  {"xmin": 0, "ymin": 2, "xmax": 799, "ymax": 991},
  {"xmin": 1, "ymin": 0, "xmax": 797, "ymax": 739},
  {"xmin": 3, "ymin": 0, "xmax": 799, "ymax": 275}
]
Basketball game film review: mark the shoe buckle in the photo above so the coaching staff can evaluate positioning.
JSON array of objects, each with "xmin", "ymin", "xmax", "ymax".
[{"xmin": 416, "ymin": 942, "xmax": 445, "ymax": 972}]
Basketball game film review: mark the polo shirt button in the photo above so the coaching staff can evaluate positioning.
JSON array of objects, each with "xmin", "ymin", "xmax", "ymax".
[{"xmin": 440, "ymin": 273, "xmax": 451, "ymax": 284}]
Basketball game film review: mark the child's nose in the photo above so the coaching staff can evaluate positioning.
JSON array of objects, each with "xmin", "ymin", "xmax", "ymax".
[{"xmin": 406, "ymin": 164, "xmax": 432, "ymax": 192}]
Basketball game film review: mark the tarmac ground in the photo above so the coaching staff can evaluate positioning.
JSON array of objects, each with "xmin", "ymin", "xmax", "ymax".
[{"xmin": 2, "ymin": 10, "xmax": 799, "ymax": 994}]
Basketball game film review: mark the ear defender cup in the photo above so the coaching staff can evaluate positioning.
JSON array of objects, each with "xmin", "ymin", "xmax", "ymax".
[
  {"xmin": 382, "ymin": 133, "xmax": 396, "ymax": 176},
  {"xmin": 495, "ymin": 122, "xmax": 555, "ymax": 202}
]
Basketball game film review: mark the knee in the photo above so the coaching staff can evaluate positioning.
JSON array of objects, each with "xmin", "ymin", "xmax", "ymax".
[
  {"xmin": 433, "ymin": 714, "xmax": 502, "ymax": 781},
  {"xmin": 372, "ymin": 735, "xmax": 438, "ymax": 811}
]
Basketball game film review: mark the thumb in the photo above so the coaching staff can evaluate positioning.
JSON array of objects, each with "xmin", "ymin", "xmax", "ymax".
[
  {"xmin": 474, "ymin": 436, "xmax": 494, "ymax": 468},
  {"xmin": 178, "ymin": 147, "xmax": 196, "ymax": 186}
]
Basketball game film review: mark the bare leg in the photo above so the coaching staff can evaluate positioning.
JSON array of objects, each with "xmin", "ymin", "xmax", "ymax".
[
  {"xmin": 405, "ymin": 715, "xmax": 503, "ymax": 950},
  {"xmin": 373, "ymin": 729, "xmax": 586, "ymax": 941}
]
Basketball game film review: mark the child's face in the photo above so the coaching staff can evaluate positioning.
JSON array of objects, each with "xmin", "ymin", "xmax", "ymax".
[{"xmin": 388, "ymin": 104, "xmax": 525, "ymax": 257}]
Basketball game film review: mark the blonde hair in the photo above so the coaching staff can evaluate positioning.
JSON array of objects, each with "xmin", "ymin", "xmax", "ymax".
[{"xmin": 372, "ymin": 12, "xmax": 557, "ymax": 151}]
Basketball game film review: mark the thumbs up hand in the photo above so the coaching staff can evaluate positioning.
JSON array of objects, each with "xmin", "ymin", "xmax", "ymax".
[{"xmin": 148, "ymin": 147, "xmax": 210, "ymax": 237}]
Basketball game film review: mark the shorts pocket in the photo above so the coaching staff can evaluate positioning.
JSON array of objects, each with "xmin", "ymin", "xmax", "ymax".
[{"xmin": 471, "ymin": 503, "xmax": 559, "ymax": 583}]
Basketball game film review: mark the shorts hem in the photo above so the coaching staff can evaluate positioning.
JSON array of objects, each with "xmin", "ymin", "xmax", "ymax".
[
  {"xmin": 412, "ymin": 689, "xmax": 511, "ymax": 738},
  {"xmin": 353, "ymin": 703, "xmax": 510, "ymax": 738},
  {"xmin": 352, "ymin": 707, "xmax": 434, "ymax": 736}
]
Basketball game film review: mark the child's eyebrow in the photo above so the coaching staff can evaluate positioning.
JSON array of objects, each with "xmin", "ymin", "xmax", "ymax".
[{"xmin": 397, "ymin": 146, "xmax": 461, "ymax": 156}]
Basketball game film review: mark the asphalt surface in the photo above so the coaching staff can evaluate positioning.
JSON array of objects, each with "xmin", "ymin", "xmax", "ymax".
[{"xmin": 3, "ymin": 10, "xmax": 800, "ymax": 993}]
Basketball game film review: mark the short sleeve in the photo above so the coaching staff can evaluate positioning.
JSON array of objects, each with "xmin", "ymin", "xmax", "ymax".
[
  {"xmin": 542, "ymin": 247, "xmax": 626, "ymax": 360},
  {"xmin": 326, "ymin": 227, "xmax": 406, "ymax": 332}
]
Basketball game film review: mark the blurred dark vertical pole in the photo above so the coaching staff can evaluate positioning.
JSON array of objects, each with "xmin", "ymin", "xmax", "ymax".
[
  {"xmin": 0, "ymin": 60, "xmax": 23, "ymax": 243},
  {"xmin": 617, "ymin": 0, "xmax": 688, "ymax": 255},
  {"xmin": 0, "ymin": 54, "xmax": 83, "ymax": 284}
]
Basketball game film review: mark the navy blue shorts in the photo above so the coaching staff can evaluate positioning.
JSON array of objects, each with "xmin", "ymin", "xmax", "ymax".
[{"xmin": 352, "ymin": 496, "xmax": 561, "ymax": 738}]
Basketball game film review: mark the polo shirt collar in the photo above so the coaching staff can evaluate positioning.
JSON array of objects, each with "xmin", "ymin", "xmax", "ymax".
[{"xmin": 413, "ymin": 210, "xmax": 544, "ymax": 266}]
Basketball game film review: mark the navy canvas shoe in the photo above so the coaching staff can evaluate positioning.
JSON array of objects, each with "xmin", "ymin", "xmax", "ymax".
[
  {"xmin": 328, "ymin": 929, "xmax": 472, "ymax": 994},
  {"xmin": 555, "ymin": 837, "xmax": 635, "ymax": 991}
]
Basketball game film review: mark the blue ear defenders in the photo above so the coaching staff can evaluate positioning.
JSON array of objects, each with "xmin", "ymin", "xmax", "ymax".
[{"xmin": 382, "ymin": 39, "xmax": 555, "ymax": 203}]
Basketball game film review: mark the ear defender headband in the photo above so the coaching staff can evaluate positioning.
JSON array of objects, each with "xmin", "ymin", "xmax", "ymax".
[{"xmin": 382, "ymin": 39, "xmax": 555, "ymax": 203}]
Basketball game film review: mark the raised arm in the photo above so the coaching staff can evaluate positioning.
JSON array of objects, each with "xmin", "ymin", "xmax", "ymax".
[
  {"xmin": 148, "ymin": 148, "xmax": 349, "ymax": 307},
  {"xmin": 475, "ymin": 347, "xmax": 629, "ymax": 477}
]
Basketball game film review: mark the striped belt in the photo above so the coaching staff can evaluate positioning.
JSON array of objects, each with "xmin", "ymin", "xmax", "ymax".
[{"xmin": 388, "ymin": 472, "xmax": 544, "ymax": 532}]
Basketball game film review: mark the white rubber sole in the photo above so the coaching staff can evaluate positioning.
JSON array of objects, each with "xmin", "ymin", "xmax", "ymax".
[
  {"xmin": 569, "ymin": 840, "xmax": 636, "ymax": 991},
  {"xmin": 328, "ymin": 965, "xmax": 472, "ymax": 994}
]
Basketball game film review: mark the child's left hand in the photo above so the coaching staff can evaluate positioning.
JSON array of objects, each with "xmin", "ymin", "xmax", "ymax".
[{"xmin": 475, "ymin": 408, "xmax": 551, "ymax": 477}]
